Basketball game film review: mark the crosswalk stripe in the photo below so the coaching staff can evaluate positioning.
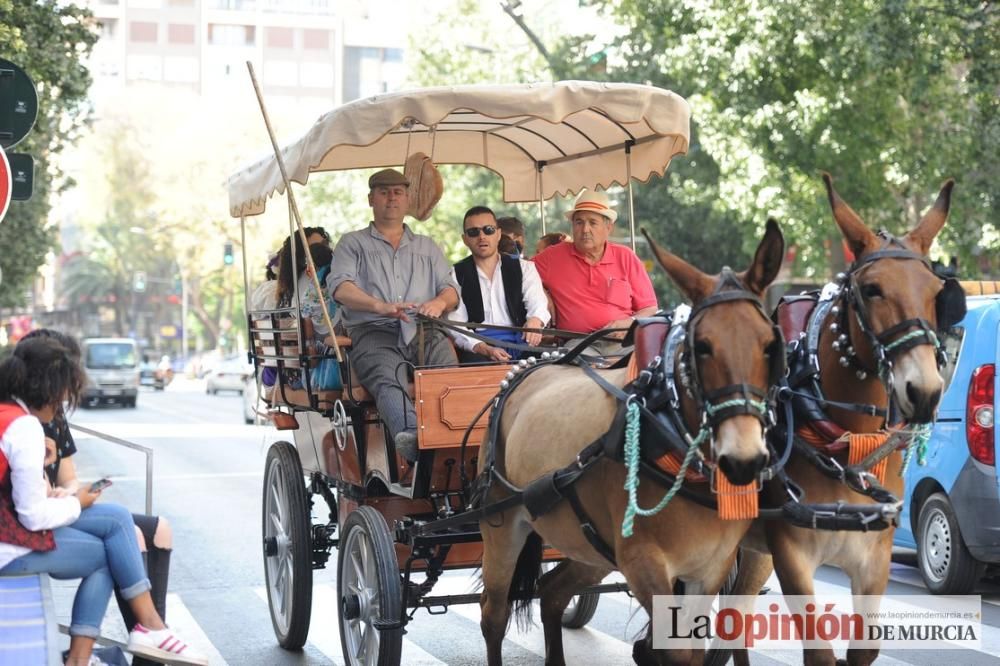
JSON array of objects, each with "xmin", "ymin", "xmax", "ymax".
[
  {"xmin": 165, "ymin": 593, "xmax": 229, "ymax": 666},
  {"xmin": 426, "ymin": 573, "xmax": 636, "ymax": 662},
  {"xmin": 253, "ymin": 585, "xmax": 446, "ymax": 665}
]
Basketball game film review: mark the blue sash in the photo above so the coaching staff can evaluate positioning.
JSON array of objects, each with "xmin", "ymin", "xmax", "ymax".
[{"xmin": 476, "ymin": 327, "xmax": 526, "ymax": 359}]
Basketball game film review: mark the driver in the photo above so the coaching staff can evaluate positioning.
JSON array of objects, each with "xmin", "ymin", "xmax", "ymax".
[{"xmin": 327, "ymin": 168, "xmax": 459, "ymax": 462}]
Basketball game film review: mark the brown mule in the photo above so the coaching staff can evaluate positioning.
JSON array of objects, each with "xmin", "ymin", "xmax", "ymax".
[
  {"xmin": 478, "ymin": 221, "xmax": 786, "ymax": 666},
  {"xmin": 733, "ymin": 175, "xmax": 957, "ymax": 666}
]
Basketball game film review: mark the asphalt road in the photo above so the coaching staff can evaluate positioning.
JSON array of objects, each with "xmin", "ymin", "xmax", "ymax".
[{"xmin": 56, "ymin": 377, "xmax": 1000, "ymax": 665}]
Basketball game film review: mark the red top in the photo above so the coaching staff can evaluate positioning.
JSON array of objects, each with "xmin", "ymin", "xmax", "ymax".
[{"xmin": 534, "ymin": 241, "xmax": 657, "ymax": 333}]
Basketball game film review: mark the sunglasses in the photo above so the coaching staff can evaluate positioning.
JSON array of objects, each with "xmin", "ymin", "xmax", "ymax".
[{"xmin": 464, "ymin": 225, "xmax": 498, "ymax": 238}]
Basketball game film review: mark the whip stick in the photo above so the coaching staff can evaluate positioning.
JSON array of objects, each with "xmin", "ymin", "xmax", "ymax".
[{"xmin": 245, "ymin": 61, "xmax": 341, "ymax": 362}]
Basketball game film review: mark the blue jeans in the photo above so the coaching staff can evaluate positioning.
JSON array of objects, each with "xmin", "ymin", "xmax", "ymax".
[{"xmin": 0, "ymin": 503, "xmax": 151, "ymax": 638}]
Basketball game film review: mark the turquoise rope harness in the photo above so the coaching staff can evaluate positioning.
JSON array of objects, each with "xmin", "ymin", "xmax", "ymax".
[
  {"xmin": 899, "ymin": 423, "xmax": 932, "ymax": 476},
  {"xmin": 620, "ymin": 397, "xmax": 769, "ymax": 538}
]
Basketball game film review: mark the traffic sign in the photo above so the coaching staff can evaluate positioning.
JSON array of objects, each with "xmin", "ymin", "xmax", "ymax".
[
  {"xmin": 0, "ymin": 59, "xmax": 38, "ymax": 150},
  {"xmin": 8, "ymin": 153, "xmax": 32, "ymax": 200},
  {"xmin": 0, "ymin": 148, "xmax": 11, "ymax": 223}
]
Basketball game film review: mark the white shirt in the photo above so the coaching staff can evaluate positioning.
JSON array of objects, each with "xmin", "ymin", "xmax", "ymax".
[
  {"xmin": 447, "ymin": 258, "xmax": 551, "ymax": 351},
  {"xmin": 0, "ymin": 402, "xmax": 81, "ymax": 569},
  {"xmin": 249, "ymin": 280, "xmax": 278, "ymax": 320}
]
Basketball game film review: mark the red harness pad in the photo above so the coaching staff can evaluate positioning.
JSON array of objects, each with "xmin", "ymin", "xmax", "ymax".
[
  {"xmin": 633, "ymin": 320, "xmax": 670, "ymax": 371},
  {"xmin": 775, "ymin": 295, "xmax": 817, "ymax": 343}
]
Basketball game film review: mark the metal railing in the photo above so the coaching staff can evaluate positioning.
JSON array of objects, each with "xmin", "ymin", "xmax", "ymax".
[{"xmin": 67, "ymin": 423, "xmax": 154, "ymax": 517}]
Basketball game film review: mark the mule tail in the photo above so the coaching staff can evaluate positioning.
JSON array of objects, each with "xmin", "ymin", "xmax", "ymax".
[{"xmin": 508, "ymin": 531, "xmax": 544, "ymax": 631}]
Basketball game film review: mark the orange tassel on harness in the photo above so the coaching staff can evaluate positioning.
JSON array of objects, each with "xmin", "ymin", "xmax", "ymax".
[
  {"xmin": 847, "ymin": 432, "xmax": 891, "ymax": 484},
  {"xmin": 715, "ymin": 471, "xmax": 759, "ymax": 520}
]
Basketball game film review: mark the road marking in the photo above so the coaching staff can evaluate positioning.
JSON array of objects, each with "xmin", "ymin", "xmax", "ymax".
[
  {"xmin": 70, "ymin": 423, "xmax": 276, "ymax": 439},
  {"xmin": 107, "ymin": 472, "xmax": 262, "ymax": 482},
  {"xmin": 253, "ymin": 585, "xmax": 446, "ymax": 665},
  {"xmin": 428, "ymin": 574, "xmax": 634, "ymax": 662},
  {"xmin": 165, "ymin": 593, "xmax": 229, "ymax": 666}
]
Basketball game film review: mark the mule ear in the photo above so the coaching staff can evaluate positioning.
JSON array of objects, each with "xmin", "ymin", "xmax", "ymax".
[
  {"xmin": 641, "ymin": 227, "xmax": 713, "ymax": 302},
  {"xmin": 822, "ymin": 172, "xmax": 876, "ymax": 257},
  {"xmin": 906, "ymin": 179, "xmax": 955, "ymax": 255},
  {"xmin": 743, "ymin": 218, "xmax": 785, "ymax": 296}
]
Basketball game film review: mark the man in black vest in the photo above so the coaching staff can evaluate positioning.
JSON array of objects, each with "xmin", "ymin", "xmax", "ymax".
[{"xmin": 449, "ymin": 206, "xmax": 550, "ymax": 363}]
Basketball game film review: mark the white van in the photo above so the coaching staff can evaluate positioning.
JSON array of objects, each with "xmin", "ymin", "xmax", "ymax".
[{"xmin": 81, "ymin": 338, "xmax": 139, "ymax": 407}]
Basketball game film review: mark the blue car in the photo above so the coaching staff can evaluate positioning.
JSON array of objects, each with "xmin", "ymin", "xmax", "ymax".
[{"xmin": 895, "ymin": 286, "xmax": 1000, "ymax": 593}]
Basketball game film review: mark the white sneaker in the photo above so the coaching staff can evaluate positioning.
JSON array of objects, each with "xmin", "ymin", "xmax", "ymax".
[{"xmin": 126, "ymin": 623, "xmax": 209, "ymax": 665}]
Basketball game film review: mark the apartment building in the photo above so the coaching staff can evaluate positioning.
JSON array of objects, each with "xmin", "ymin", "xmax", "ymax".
[{"xmin": 85, "ymin": 0, "xmax": 408, "ymax": 107}]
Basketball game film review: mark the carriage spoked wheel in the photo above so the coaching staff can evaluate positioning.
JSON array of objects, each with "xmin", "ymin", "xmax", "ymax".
[
  {"xmin": 337, "ymin": 506, "xmax": 403, "ymax": 666},
  {"xmin": 262, "ymin": 441, "xmax": 313, "ymax": 649},
  {"xmin": 539, "ymin": 562, "xmax": 601, "ymax": 628}
]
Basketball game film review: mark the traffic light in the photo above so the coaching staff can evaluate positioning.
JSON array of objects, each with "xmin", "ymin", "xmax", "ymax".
[
  {"xmin": 133, "ymin": 271, "xmax": 146, "ymax": 293},
  {"xmin": 223, "ymin": 241, "xmax": 234, "ymax": 266}
]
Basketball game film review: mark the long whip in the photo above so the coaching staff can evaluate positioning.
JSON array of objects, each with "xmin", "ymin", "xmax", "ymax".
[{"xmin": 245, "ymin": 61, "xmax": 342, "ymax": 362}]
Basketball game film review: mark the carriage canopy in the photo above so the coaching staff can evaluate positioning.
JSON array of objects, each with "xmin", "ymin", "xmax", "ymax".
[{"xmin": 227, "ymin": 81, "xmax": 691, "ymax": 218}]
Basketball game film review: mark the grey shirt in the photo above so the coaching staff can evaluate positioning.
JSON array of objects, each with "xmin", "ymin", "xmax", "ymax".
[{"xmin": 327, "ymin": 222, "xmax": 458, "ymax": 341}]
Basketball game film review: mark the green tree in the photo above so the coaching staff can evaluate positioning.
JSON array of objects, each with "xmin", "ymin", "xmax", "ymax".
[
  {"xmin": 0, "ymin": 0, "xmax": 96, "ymax": 305},
  {"xmin": 412, "ymin": 0, "xmax": 755, "ymax": 304},
  {"xmin": 586, "ymin": 0, "xmax": 999, "ymax": 275}
]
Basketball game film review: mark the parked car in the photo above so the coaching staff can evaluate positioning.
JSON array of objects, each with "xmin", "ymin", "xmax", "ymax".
[
  {"xmin": 895, "ymin": 287, "xmax": 1000, "ymax": 594},
  {"xmin": 206, "ymin": 356, "xmax": 253, "ymax": 395}
]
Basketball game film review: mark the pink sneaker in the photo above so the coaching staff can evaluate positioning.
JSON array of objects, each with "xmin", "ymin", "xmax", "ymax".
[{"xmin": 126, "ymin": 623, "xmax": 209, "ymax": 665}]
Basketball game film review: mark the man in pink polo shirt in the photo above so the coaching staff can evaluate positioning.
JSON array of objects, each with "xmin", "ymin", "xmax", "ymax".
[{"xmin": 534, "ymin": 189, "xmax": 658, "ymax": 352}]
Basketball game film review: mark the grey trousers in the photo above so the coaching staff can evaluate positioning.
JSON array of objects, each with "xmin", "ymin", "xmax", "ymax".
[{"xmin": 348, "ymin": 322, "xmax": 457, "ymax": 439}]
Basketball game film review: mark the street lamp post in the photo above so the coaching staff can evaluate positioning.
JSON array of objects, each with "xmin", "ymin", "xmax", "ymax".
[{"xmin": 180, "ymin": 272, "xmax": 188, "ymax": 363}]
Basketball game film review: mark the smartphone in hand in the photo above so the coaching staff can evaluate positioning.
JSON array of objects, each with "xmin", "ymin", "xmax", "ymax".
[{"xmin": 89, "ymin": 478, "xmax": 113, "ymax": 493}]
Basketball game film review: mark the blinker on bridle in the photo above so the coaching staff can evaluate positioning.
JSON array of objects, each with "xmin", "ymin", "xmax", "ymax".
[
  {"xmin": 827, "ymin": 231, "xmax": 960, "ymax": 384},
  {"xmin": 675, "ymin": 267, "xmax": 786, "ymax": 431}
]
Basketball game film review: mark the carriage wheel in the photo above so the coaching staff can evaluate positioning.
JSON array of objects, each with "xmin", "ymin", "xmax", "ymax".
[
  {"xmin": 337, "ymin": 506, "xmax": 403, "ymax": 666},
  {"xmin": 262, "ymin": 441, "xmax": 313, "ymax": 649},
  {"xmin": 561, "ymin": 591, "xmax": 600, "ymax": 629},
  {"xmin": 539, "ymin": 562, "xmax": 601, "ymax": 629}
]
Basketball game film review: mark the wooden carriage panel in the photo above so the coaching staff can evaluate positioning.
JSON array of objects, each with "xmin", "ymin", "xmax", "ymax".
[
  {"xmin": 320, "ymin": 409, "xmax": 363, "ymax": 486},
  {"xmin": 414, "ymin": 365, "xmax": 508, "ymax": 450},
  {"xmin": 425, "ymin": 446, "xmax": 479, "ymax": 493}
]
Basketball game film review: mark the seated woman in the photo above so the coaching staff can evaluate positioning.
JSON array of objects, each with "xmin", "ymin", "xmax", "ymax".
[
  {"xmin": 276, "ymin": 240, "xmax": 341, "ymax": 391},
  {"xmin": 0, "ymin": 337, "xmax": 206, "ymax": 666},
  {"xmin": 23, "ymin": 329, "xmax": 174, "ymax": 666}
]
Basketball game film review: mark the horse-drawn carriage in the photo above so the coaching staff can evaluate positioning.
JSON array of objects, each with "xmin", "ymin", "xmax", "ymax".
[
  {"xmin": 228, "ymin": 79, "xmax": 962, "ymax": 666},
  {"xmin": 227, "ymin": 81, "xmax": 697, "ymax": 664}
]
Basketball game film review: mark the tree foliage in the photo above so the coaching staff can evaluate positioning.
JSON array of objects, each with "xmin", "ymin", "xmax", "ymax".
[
  {"xmin": 0, "ymin": 0, "xmax": 96, "ymax": 305},
  {"xmin": 585, "ymin": 0, "xmax": 999, "ymax": 275}
]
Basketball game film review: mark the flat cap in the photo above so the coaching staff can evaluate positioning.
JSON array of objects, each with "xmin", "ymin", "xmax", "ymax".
[{"xmin": 368, "ymin": 168, "xmax": 409, "ymax": 188}]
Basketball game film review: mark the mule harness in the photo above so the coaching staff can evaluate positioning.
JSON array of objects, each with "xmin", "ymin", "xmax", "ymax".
[{"xmin": 774, "ymin": 232, "xmax": 958, "ymax": 512}]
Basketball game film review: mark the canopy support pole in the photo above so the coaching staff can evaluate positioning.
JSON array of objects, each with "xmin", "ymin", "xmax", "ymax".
[
  {"xmin": 537, "ymin": 162, "xmax": 546, "ymax": 235},
  {"xmin": 626, "ymin": 140, "xmax": 636, "ymax": 251},
  {"xmin": 245, "ymin": 61, "xmax": 340, "ymax": 362},
  {"xmin": 240, "ymin": 215, "xmax": 251, "ymax": 358}
]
